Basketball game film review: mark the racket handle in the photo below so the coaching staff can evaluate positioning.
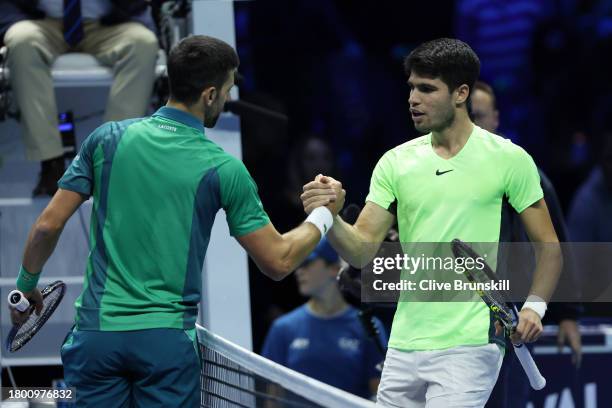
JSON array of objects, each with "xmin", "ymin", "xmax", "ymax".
[
  {"xmin": 8, "ymin": 290, "xmax": 30, "ymax": 312},
  {"xmin": 513, "ymin": 342, "xmax": 546, "ymax": 390}
]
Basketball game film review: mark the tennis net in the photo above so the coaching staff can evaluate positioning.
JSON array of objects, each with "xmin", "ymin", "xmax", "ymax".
[{"xmin": 196, "ymin": 324, "xmax": 377, "ymax": 408}]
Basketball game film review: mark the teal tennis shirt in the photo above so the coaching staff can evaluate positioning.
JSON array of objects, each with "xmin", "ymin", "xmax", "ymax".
[{"xmin": 59, "ymin": 107, "xmax": 270, "ymax": 331}]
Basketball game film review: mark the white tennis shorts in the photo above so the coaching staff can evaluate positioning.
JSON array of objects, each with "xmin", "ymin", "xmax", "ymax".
[{"xmin": 376, "ymin": 343, "xmax": 503, "ymax": 408}]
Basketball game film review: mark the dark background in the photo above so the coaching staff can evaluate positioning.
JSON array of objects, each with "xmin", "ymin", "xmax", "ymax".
[{"xmin": 232, "ymin": 0, "xmax": 612, "ymax": 352}]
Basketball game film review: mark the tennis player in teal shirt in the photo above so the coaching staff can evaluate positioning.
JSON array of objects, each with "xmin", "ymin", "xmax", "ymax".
[{"xmin": 8, "ymin": 35, "xmax": 345, "ymax": 407}]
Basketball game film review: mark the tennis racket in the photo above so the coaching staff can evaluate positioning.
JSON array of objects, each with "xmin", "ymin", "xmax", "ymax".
[
  {"xmin": 451, "ymin": 239, "xmax": 546, "ymax": 390},
  {"xmin": 5, "ymin": 280, "xmax": 66, "ymax": 353}
]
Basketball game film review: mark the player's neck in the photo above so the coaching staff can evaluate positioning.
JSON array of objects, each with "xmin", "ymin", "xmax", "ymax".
[
  {"xmin": 308, "ymin": 291, "xmax": 349, "ymax": 317},
  {"xmin": 165, "ymin": 100, "xmax": 205, "ymax": 123},
  {"xmin": 431, "ymin": 110, "xmax": 474, "ymax": 158}
]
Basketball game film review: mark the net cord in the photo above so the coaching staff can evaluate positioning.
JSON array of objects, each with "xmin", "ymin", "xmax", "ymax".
[{"xmin": 196, "ymin": 324, "xmax": 376, "ymax": 408}]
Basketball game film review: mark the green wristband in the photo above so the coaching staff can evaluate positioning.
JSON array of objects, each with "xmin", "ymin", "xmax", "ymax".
[{"xmin": 16, "ymin": 265, "xmax": 40, "ymax": 293}]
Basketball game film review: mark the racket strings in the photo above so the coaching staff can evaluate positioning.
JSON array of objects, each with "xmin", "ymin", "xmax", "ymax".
[
  {"xmin": 8, "ymin": 283, "xmax": 65, "ymax": 352},
  {"xmin": 452, "ymin": 242, "xmax": 517, "ymax": 329}
]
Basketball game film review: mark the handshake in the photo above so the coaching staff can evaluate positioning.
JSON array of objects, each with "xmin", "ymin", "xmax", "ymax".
[{"xmin": 300, "ymin": 174, "xmax": 346, "ymax": 217}]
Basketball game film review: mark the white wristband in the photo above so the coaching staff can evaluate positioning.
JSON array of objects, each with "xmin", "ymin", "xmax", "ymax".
[
  {"xmin": 521, "ymin": 294, "xmax": 547, "ymax": 319},
  {"xmin": 305, "ymin": 207, "xmax": 334, "ymax": 239}
]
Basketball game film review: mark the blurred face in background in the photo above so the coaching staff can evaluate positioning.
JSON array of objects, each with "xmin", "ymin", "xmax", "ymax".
[
  {"xmin": 408, "ymin": 71, "xmax": 457, "ymax": 134},
  {"xmin": 471, "ymin": 88, "xmax": 499, "ymax": 133},
  {"xmin": 300, "ymin": 138, "xmax": 334, "ymax": 181},
  {"xmin": 296, "ymin": 259, "xmax": 339, "ymax": 298}
]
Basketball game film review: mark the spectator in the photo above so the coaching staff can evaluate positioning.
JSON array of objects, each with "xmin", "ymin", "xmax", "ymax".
[
  {"xmin": 272, "ymin": 135, "xmax": 338, "ymax": 299},
  {"xmin": 282, "ymin": 135, "xmax": 337, "ymax": 225},
  {"xmin": 455, "ymin": 0, "xmax": 551, "ymax": 156},
  {"xmin": 567, "ymin": 133, "xmax": 612, "ymax": 317},
  {"xmin": 568, "ymin": 133, "xmax": 612, "ymax": 242},
  {"xmin": 471, "ymin": 80, "xmax": 583, "ymax": 407},
  {"xmin": 249, "ymin": 134, "xmax": 339, "ymax": 353},
  {"xmin": 262, "ymin": 237, "xmax": 387, "ymax": 399},
  {"xmin": 1, "ymin": 0, "xmax": 159, "ymax": 196}
]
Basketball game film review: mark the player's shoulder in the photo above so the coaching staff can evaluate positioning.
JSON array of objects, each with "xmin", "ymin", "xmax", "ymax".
[
  {"xmin": 88, "ymin": 121, "xmax": 117, "ymax": 142},
  {"xmin": 382, "ymin": 134, "xmax": 430, "ymax": 161},
  {"xmin": 473, "ymin": 126, "xmax": 530, "ymax": 157},
  {"xmin": 394, "ymin": 134, "xmax": 430, "ymax": 152},
  {"xmin": 215, "ymin": 153, "xmax": 251, "ymax": 179},
  {"xmin": 110, "ymin": 116, "xmax": 148, "ymax": 135},
  {"xmin": 88, "ymin": 118, "xmax": 146, "ymax": 144}
]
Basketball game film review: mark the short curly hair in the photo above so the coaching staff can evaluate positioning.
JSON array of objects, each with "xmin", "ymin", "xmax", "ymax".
[
  {"xmin": 404, "ymin": 38, "xmax": 480, "ymax": 97},
  {"xmin": 168, "ymin": 35, "xmax": 239, "ymax": 105}
]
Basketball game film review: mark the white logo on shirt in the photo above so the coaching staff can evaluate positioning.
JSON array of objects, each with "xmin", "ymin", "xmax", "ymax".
[
  {"xmin": 158, "ymin": 124, "xmax": 177, "ymax": 132},
  {"xmin": 338, "ymin": 337, "xmax": 360, "ymax": 352},
  {"xmin": 289, "ymin": 338, "xmax": 310, "ymax": 350}
]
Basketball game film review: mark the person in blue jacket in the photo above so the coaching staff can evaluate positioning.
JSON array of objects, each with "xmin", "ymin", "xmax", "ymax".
[{"xmin": 262, "ymin": 237, "xmax": 388, "ymax": 399}]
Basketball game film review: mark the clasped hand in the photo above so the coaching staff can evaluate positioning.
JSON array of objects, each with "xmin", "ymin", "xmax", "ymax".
[{"xmin": 301, "ymin": 174, "xmax": 346, "ymax": 216}]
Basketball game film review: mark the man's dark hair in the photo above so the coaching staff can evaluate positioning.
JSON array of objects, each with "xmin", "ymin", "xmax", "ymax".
[
  {"xmin": 167, "ymin": 35, "xmax": 239, "ymax": 105},
  {"xmin": 404, "ymin": 38, "xmax": 480, "ymax": 101}
]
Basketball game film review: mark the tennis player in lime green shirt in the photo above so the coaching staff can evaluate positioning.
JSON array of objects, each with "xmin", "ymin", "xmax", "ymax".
[{"xmin": 301, "ymin": 38, "xmax": 562, "ymax": 407}]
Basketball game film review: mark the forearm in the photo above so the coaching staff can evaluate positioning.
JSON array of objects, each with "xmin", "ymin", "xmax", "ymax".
[
  {"xmin": 21, "ymin": 219, "xmax": 64, "ymax": 275},
  {"xmin": 300, "ymin": 179, "xmax": 392, "ymax": 268},
  {"xmin": 242, "ymin": 220, "xmax": 323, "ymax": 281},
  {"xmin": 327, "ymin": 216, "xmax": 380, "ymax": 268},
  {"xmin": 274, "ymin": 223, "xmax": 322, "ymax": 279},
  {"xmin": 528, "ymin": 241, "xmax": 563, "ymax": 302}
]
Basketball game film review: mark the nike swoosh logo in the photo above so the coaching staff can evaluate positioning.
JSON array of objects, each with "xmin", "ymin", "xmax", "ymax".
[{"xmin": 435, "ymin": 169, "xmax": 454, "ymax": 176}]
